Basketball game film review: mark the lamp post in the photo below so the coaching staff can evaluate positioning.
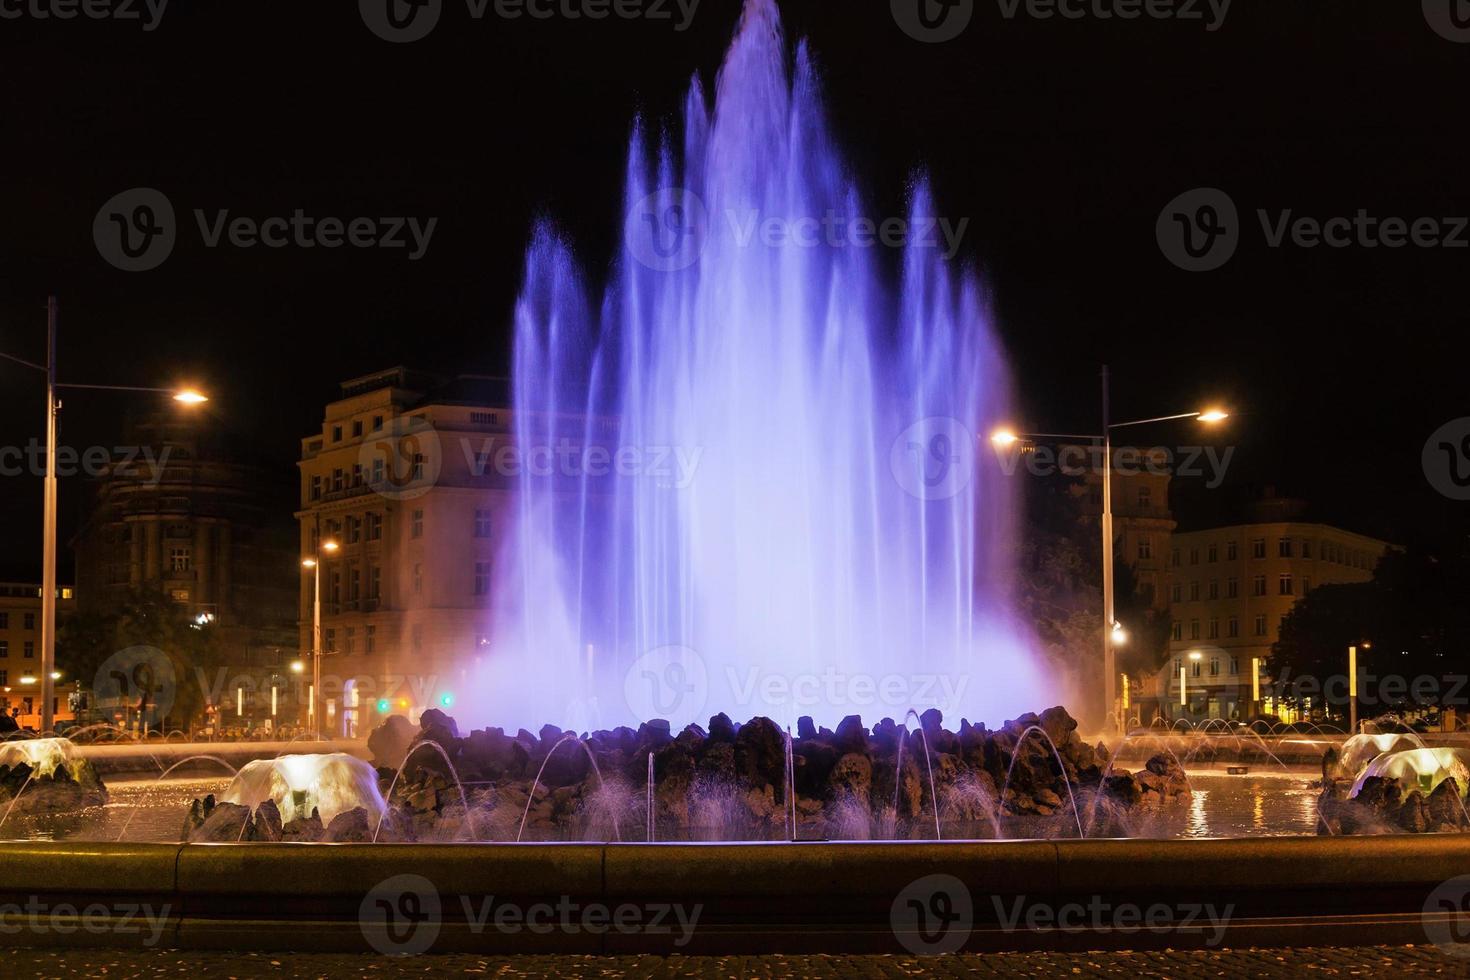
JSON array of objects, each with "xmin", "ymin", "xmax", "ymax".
[
  {"xmin": 992, "ymin": 369, "xmax": 1229, "ymax": 733},
  {"xmin": 302, "ymin": 539, "xmax": 338, "ymax": 740},
  {"xmin": 1, "ymin": 296, "xmax": 209, "ymax": 734}
]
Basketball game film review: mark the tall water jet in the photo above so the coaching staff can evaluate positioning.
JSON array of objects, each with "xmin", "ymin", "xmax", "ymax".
[{"xmin": 475, "ymin": 0, "xmax": 1049, "ymax": 730}]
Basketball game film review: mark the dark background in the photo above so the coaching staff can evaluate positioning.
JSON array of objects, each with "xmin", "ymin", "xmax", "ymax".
[{"xmin": 0, "ymin": 0, "xmax": 1465, "ymax": 579}]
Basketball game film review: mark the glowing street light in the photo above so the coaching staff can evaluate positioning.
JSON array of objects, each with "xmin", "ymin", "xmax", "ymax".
[
  {"xmin": 990, "ymin": 428, "xmax": 1020, "ymax": 447},
  {"xmin": 289, "ymin": 660, "xmax": 306, "ymax": 674},
  {"xmin": 1110, "ymin": 622, "xmax": 1128, "ymax": 646},
  {"xmin": 173, "ymin": 389, "xmax": 210, "ymax": 405},
  {"xmin": 302, "ymin": 538, "xmax": 340, "ymax": 738},
  {"xmin": 1197, "ymin": 409, "xmax": 1229, "ymax": 424}
]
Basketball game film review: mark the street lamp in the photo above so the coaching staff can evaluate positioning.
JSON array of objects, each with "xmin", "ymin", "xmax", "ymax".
[
  {"xmin": 992, "ymin": 365, "xmax": 1230, "ymax": 733},
  {"xmin": 302, "ymin": 539, "xmax": 339, "ymax": 739},
  {"xmin": 1, "ymin": 296, "xmax": 210, "ymax": 734}
]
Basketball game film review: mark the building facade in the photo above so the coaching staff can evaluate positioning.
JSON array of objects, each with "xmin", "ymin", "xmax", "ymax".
[
  {"xmin": 296, "ymin": 367, "xmax": 514, "ymax": 737},
  {"xmin": 71, "ymin": 410, "xmax": 299, "ymax": 671},
  {"xmin": 1141, "ymin": 520, "xmax": 1392, "ymax": 722},
  {"xmin": 0, "ymin": 582, "xmax": 76, "ymax": 725}
]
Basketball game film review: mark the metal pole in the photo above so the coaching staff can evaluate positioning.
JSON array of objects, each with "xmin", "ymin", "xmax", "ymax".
[
  {"xmin": 1101, "ymin": 365, "xmax": 1117, "ymax": 733},
  {"xmin": 312, "ymin": 559, "xmax": 322, "ymax": 739},
  {"xmin": 1348, "ymin": 645, "xmax": 1358, "ymax": 734},
  {"xmin": 40, "ymin": 297, "xmax": 58, "ymax": 735}
]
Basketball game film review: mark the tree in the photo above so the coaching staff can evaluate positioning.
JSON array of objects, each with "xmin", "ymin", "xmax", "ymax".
[{"xmin": 57, "ymin": 588, "xmax": 223, "ymax": 732}]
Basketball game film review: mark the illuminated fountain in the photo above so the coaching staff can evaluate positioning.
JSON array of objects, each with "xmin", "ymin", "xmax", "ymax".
[
  {"xmin": 474, "ymin": 0, "xmax": 1048, "ymax": 732},
  {"xmin": 0, "ymin": 737, "xmax": 108, "ymax": 819},
  {"xmin": 220, "ymin": 754, "xmax": 387, "ymax": 825}
]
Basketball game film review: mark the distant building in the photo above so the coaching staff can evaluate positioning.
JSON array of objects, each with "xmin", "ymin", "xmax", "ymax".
[
  {"xmin": 0, "ymin": 582, "xmax": 76, "ymax": 726},
  {"xmin": 296, "ymin": 367, "xmax": 513, "ymax": 737},
  {"xmin": 1137, "ymin": 501, "xmax": 1393, "ymax": 722},
  {"xmin": 71, "ymin": 410, "xmax": 298, "ymax": 671},
  {"xmin": 1070, "ymin": 444, "xmax": 1177, "ymax": 612}
]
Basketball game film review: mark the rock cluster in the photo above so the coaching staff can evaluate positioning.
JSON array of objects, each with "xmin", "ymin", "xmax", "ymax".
[
  {"xmin": 1317, "ymin": 775, "xmax": 1470, "ymax": 835},
  {"xmin": 367, "ymin": 705, "xmax": 1190, "ymax": 841},
  {"xmin": 0, "ymin": 756, "xmax": 108, "ymax": 814},
  {"xmin": 183, "ymin": 795, "xmax": 379, "ymax": 843}
]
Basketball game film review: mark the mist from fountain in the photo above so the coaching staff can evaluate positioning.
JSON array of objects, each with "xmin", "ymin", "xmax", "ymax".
[{"xmin": 471, "ymin": 0, "xmax": 1049, "ymax": 732}]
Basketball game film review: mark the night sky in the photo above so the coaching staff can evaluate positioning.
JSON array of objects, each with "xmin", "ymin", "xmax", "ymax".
[{"xmin": 0, "ymin": 0, "xmax": 1466, "ymax": 579}]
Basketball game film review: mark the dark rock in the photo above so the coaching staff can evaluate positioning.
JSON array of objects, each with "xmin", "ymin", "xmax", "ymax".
[
  {"xmin": 796, "ymin": 716, "xmax": 816, "ymax": 741},
  {"xmin": 324, "ymin": 807, "xmax": 374, "ymax": 843},
  {"xmin": 834, "ymin": 715, "xmax": 868, "ymax": 754},
  {"xmin": 367, "ymin": 714, "xmax": 417, "ymax": 770},
  {"xmin": 829, "ymin": 753, "xmax": 873, "ymax": 807},
  {"xmin": 707, "ymin": 713, "xmax": 736, "ymax": 744}
]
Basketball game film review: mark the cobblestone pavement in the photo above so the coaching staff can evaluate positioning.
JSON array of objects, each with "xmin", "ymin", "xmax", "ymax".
[{"xmin": 1, "ymin": 947, "xmax": 1465, "ymax": 978}]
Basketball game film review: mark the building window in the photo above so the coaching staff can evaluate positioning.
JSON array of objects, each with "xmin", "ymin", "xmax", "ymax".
[
  {"xmin": 1171, "ymin": 621, "xmax": 1183, "ymax": 642},
  {"xmin": 1303, "ymin": 577, "xmax": 1311, "ymax": 594},
  {"xmin": 1301, "ymin": 541, "xmax": 1312, "ymax": 560},
  {"xmin": 0, "ymin": 670, "xmax": 6, "ymax": 685},
  {"xmin": 1279, "ymin": 575, "xmax": 1294, "ymax": 596},
  {"xmin": 1189, "ymin": 620, "xmax": 1200, "ymax": 641},
  {"xmin": 412, "ymin": 453, "xmax": 425, "ymax": 481},
  {"xmin": 352, "ymin": 420, "xmax": 364, "ymax": 438},
  {"xmin": 1208, "ymin": 579, "xmax": 1219, "ymax": 600},
  {"xmin": 347, "ymin": 516, "xmax": 361, "ymax": 544},
  {"xmin": 1137, "ymin": 536, "xmax": 1152, "ymax": 560},
  {"xmin": 169, "ymin": 547, "xmax": 191, "ymax": 572},
  {"xmin": 1227, "ymin": 541, "xmax": 1238, "ymax": 561},
  {"xmin": 365, "ymin": 625, "xmax": 376, "ymax": 654},
  {"xmin": 475, "ymin": 509, "xmax": 493, "ymax": 539},
  {"xmin": 1190, "ymin": 548, "xmax": 1200, "ymax": 565},
  {"xmin": 1192, "ymin": 660, "xmax": 1202, "ymax": 678},
  {"xmin": 1171, "ymin": 584, "xmax": 1182, "ymax": 603},
  {"xmin": 1209, "ymin": 657, "xmax": 1220, "ymax": 677},
  {"xmin": 0, "ymin": 641, "xmax": 7, "ymax": 658},
  {"xmin": 412, "ymin": 564, "xmax": 423, "ymax": 595},
  {"xmin": 412, "ymin": 624, "xmax": 424, "ymax": 652},
  {"xmin": 366, "ymin": 513, "xmax": 382, "ymax": 541},
  {"xmin": 1252, "ymin": 539, "xmax": 1266, "ymax": 559},
  {"xmin": 372, "ymin": 458, "xmax": 385, "ymax": 485},
  {"xmin": 474, "ymin": 561, "xmax": 491, "ymax": 596},
  {"xmin": 24, "ymin": 641, "xmax": 34, "ymax": 659},
  {"xmin": 368, "ymin": 566, "xmax": 381, "ymax": 601},
  {"xmin": 348, "ymin": 567, "xmax": 361, "ymax": 603},
  {"xmin": 1252, "ymin": 575, "xmax": 1267, "ymax": 597},
  {"xmin": 1229, "ymin": 656, "xmax": 1239, "ymax": 675},
  {"xmin": 1278, "ymin": 539, "xmax": 1293, "ymax": 558},
  {"xmin": 169, "ymin": 589, "xmax": 190, "ymax": 603},
  {"xmin": 23, "ymin": 613, "xmax": 34, "ymax": 631},
  {"xmin": 329, "ymin": 571, "xmax": 342, "ymax": 605},
  {"xmin": 1227, "ymin": 577, "xmax": 1239, "ymax": 599},
  {"xmin": 352, "ymin": 464, "xmax": 363, "ymax": 488},
  {"xmin": 332, "ymin": 425, "xmax": 343, "ymax": 442},
  {"xmin": 311, "ymin": 475, "xmax": 322, "ymax": 501},
  {"xmin": 332, "ymin": 468, "xmax": 344, "ymax": 492},
  {"xmin": 1254, "ymin": 614, "xmax": 1268, "ymax": 637},
  {"xmin": 1228, "ymin": 617, "xmax": 1239, "ymax": 638},
  {"xmin": 1189, "ymin": 581, "xmax": 1200, "ymax": 602},
  {"xmin": 1208, "ymin": 618, "xmax": 1220, "ymax": 639},
  {"xmin": 1207, "ymin": 544, "xmax": 1218, "ymax": 563},
  {"xmin": 411, "ymin": 509, "xmax": 424, "ymax": 539},
  {"xmin": 1171, "ymin": 548, "xmax": 1180, "ymax": 568},
  {"xmin": 1137, "ymin": 486, "xmax": 1151, "ymax": 508},
  {"xmin": 344, "ymin": 627, "xmax": 356, "ymax": 655},
  {"xmin": 373, "ymin": 415, "xmax": 384, "ymax": 431},
  {"xmin": 325, "ymin": 628, "xmax": 337, "ymax": 654},
  {"xmin": 0, "ymin": 612, "xmax": 7, "ymax": 629}
]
